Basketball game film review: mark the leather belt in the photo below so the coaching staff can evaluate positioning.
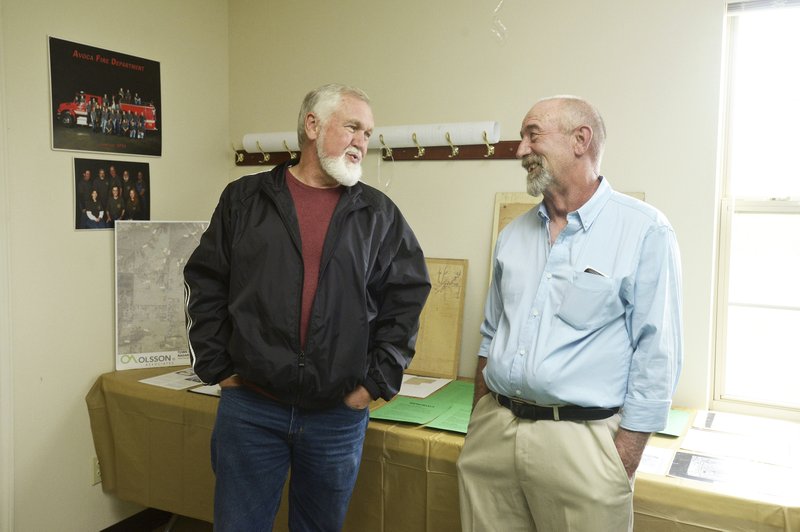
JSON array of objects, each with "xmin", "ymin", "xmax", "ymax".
[
  {"xmin": 493, "ymin": 393, "xmax": 619, "ymax": 422},
  {"xmin": 241, "ymin": 378, "xmax": 283, "ymax": 403}
]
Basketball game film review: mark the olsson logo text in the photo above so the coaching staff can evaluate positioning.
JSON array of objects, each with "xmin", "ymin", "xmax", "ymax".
[{"xmin": 119, "ymin": 354, "xmax": 175, "ymax": 365}]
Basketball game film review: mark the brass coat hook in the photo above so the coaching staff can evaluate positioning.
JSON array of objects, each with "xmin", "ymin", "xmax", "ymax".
[
  {"xmin": 445, "ymin": 132, "xmax": 459, "ymax": 158},
  {"xmin": 411, "ymin": 132, "xmax": 425, "ymax": 159},
  {"xmin": 255, "ymin": 141, "xmax": 271, "ymax": 164},
  {"xmin": 482, "ymin": 131, "xmax": 495, "ymax": 158},
  {"xmin": 379, "ymin": 134, "xmax": 393, "ymax": 158},
  {"xmin": 283, "ymin": 140, "xmax": 297, "ymax": 160},
  {"xmin": 232, "ymin": 143, "xmax": 244, "ymax": 163}
]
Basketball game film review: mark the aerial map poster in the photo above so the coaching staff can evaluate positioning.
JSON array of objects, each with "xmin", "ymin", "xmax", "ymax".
[
  {"xmin": 114, "ymin": 221, "xmax": 207, "ymax": 370},
  {"xmin": 48, "ymin": 36, "xmax": 162, "ymax": 156}
]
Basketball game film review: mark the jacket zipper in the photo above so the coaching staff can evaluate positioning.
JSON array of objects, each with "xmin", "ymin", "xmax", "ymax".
[
  {"xmin": 262, "ymin": 185, "xmax": 306, "ymax": 404},
  {"xmin": 297, "ymin": 350, "xmax": 305, "ymax": 393},
  {"xmin": 300, "ymin": 198, "xmax": 364, "ymax": 403},
  {"xmin": 263, "ymin": 169, "xmax": 365, "ymax": 405}
]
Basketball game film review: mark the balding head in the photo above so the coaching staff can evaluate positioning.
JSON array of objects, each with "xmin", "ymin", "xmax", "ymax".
[{"xmin": 534, "ymin": 95, "xmax": 606, "ymax": 172}]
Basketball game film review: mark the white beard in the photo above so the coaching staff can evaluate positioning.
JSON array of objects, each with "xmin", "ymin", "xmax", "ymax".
[
  {"xmin": 523, "ymin": 154, "xmax": 553, "ymax": 197},
  {"xmin": 318, "ymin": 143, "xmax": 362, "ymax": 187}
]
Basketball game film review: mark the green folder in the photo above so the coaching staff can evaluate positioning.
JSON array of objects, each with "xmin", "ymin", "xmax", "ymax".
[{"xmin": 370, "ymin": 380, "xmax": 475, "ymax": 434}]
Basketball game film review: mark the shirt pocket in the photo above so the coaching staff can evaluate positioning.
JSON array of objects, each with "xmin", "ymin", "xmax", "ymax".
[{"xmin": 556, "ymin": 272, "xmax": 624, "ymax": 330}]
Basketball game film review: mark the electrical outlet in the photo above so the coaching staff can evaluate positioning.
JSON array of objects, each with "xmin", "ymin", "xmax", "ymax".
[{"xmin": 92, "ymin": 456, "xmax": 102, "ymax": 485}]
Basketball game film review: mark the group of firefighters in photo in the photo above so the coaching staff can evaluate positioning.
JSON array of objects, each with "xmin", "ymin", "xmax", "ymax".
[
  {"xmin": 75, "ymin": 87, "xmax": 151, "ymax": 139},
  {"xmin": 76, "ymin": 165, "xmax": 148, "ymax": 229}
]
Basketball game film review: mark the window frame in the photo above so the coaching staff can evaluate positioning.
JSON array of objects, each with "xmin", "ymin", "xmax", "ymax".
[{"xmin": 712, "ymin": 4, "xmax": 800, "ymax": 421}]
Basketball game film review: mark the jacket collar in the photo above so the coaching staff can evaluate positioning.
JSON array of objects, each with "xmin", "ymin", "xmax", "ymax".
[{"xmin": 263, "ymin": 158, "xmax": 365, "ymax": 204}]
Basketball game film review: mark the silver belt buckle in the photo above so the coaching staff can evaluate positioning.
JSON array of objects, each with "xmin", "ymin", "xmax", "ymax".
[{"xmin": 510, "ymin": 397, "xmax": 561, "ymax": 421}]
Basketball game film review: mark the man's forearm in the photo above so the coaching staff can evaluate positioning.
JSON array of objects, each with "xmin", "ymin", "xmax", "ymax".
[
  {"xmin": 472, "ymin": 356, "xmax": 489, "ymax": 409},
  {"xmin": 614, "ymin": 427, "xmax": 651, "ymax": 478}
]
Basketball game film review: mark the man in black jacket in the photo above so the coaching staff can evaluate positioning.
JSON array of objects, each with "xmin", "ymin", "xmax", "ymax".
[{"xmin": 184, "ymin": 83, "xmax": 431, "ymax": 531}]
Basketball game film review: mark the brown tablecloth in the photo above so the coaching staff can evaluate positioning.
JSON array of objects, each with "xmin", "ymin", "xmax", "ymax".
[{"xmin": 86, "ymin": 367, "xmax": 800, "ymax": 531}]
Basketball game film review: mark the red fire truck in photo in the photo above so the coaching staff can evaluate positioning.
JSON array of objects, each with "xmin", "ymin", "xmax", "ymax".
[{"xmin": 55, "ymin": 91, "xmax": 158, "ymax": 131}]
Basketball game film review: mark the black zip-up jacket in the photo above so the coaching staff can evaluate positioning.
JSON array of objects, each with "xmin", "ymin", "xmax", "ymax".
[{"xmin": 183, "ymin": 162, "xmax": 431, "ymax": 409}]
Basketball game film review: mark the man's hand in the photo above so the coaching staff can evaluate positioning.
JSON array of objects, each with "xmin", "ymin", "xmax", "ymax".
[
  {"xmin": 614, "ymin": 427, "xmax": 651, "ymax": 478},
  {"xmin": 344, "ymin": 385, "xmax": 372, "ymax": 410},
  {"xmin": 218, "ymin": 374, "xmax": 243, "ymax": 389}
]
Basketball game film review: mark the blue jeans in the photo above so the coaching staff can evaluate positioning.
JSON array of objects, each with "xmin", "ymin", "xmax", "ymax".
[{"xmin": 211, "ymin": 386, "xmax": 369, "ymax": 532}]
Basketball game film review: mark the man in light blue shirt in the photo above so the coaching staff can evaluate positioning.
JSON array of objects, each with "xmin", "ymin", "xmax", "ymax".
[{"xmin": 457, "ymin": 96, "xmax": 683, "ymax": 532}]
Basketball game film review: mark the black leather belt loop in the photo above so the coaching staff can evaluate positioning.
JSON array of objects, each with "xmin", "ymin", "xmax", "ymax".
[{"xmin": 492, "ymin": 392, "xmax": 619, "ymax": 422}]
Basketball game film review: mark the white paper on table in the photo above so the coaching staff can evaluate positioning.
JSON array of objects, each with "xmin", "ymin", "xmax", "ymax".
[
  {"xmin": 638, "ymin": 445, "xmax": 675, "ymax": 476},
  {"xmin": 681, "ymin": 427, "xmax": 796, "ymax": 467},
  {"xmin": 189, "ymin": 384, "xmax": 221, "ymax": 397},
  {"xmin": 668, "ymin": 451, "xmax": 798, "ymax": 501},
  {"xmin": 398, "ymin": 374, "xmax": 452, "ymax": 398},
  {"xmin": 693, "ymin": 410, "xmax": 800, "ymax": 439},
  {"xmin": 139, "ymin": 368, "xmax": 201, "ymax": 390}
]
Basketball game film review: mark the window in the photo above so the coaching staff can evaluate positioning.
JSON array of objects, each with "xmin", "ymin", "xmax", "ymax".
[{"xmin": 715, "ymin": 1, "xmax": 800, "ymax": 419}]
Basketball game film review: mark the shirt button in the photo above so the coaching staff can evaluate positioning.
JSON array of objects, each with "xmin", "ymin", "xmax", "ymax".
[
  {"xmin": 532, "ymin": 309, "xmax": 539, "ymax": 317},
  {"xmin": 519, "ymin": 348, "xmax": 526, "ymax": 355},
  {"xmin": 545, "ymin": 272, "xmax": 552, "ymax": 279}
]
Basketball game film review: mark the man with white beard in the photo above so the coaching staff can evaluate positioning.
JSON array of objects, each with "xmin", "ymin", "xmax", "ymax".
[
  {"xmin": 457, "ymin": 96, "xmax": 683, "ymax": 531},
  {"xmin": 184, "ymin": 84, "xmax": 430, "ymax": 531}
]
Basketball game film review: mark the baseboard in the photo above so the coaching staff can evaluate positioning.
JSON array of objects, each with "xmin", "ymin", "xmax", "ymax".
[{"xmin": 100, "ymin": 508, "xmax": 173, "ymax": 532}]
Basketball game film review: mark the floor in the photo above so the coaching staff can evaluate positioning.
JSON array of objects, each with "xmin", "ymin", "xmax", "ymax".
[
  {"xmin": 101, "ymin": 509, "xmax": 214, "ymax": 532},
  {"xmin": 152, "ymin": 515, "xmax": 213, "ymax": 532}
]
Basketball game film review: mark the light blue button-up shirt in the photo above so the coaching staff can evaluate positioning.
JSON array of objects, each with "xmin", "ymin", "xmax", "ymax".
[{"xmin": 480, "ymin": 177, "xmax": 683, "ymax": 432}]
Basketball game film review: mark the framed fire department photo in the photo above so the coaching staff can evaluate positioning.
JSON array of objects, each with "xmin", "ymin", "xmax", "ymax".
[{"xmin": 49, "ymin": 36, "xmax": 162, "ymax": 157}]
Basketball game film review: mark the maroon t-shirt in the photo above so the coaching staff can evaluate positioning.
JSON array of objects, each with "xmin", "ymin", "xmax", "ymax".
[{"xmin": 286, "ymin": 169, "xmax": 343, "ymax": 349}]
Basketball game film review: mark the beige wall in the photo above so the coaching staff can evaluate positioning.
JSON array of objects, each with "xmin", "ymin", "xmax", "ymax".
[
  {"xmin": 0, "ymin": 0, "xmax": 726, "ymax": 529},
  {"xmin": 0, "ymin": 0, "xmax": 230, "ymax": 529},
  {"xmin": 0, "ymin": 5, "xmax": 12, "ymax": 527},
  {"xmin": 230, "ymin": 0, "xmax": 725, "ymax": 408}
]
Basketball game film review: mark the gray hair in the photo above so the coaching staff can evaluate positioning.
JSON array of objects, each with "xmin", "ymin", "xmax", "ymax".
[
  {"xmin": 539, "ymin": 95, "xmax": 606, "ymax": 172},
  {"xmin": 297, "ymin": 84, "xmax": 371, "ymax": 147}
]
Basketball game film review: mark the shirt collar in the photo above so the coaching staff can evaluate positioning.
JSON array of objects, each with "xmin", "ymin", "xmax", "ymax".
[{"xmin": 536, "ymin": 176, "xmax": 612, "ymax": 230}]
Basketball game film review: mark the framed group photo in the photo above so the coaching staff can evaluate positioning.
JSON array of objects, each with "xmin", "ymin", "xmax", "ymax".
[
  {"xmin": 49, "ymin": 36, "xmax": 162, "ymax": 157},
  {"xmin": 74, "ymin": 157, "xmax": 150, "ymax": 230}
]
